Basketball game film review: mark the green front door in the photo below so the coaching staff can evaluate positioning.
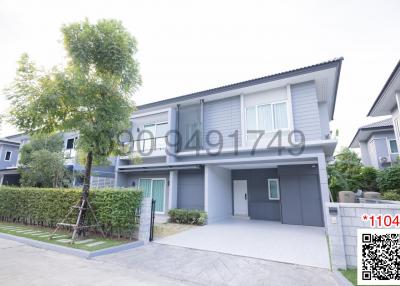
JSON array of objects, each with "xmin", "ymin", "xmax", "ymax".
[{"xmin": 138, "ymin": 178, "xmax": 165, "ymax": 213}]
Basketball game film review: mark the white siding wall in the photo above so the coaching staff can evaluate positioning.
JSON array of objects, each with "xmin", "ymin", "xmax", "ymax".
[{"xmin": 204, "ymin": 165, "xmax": 232, "ymax": 223}]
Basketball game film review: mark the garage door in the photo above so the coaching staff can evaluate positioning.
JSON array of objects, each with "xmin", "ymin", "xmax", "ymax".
[
  {"xmin": 280, "ymin": 174, "xmax": 323, "ymax": 227},
  {"xmin": 177, "ymin": 170, "xmax": 204, "ymax": 210}
]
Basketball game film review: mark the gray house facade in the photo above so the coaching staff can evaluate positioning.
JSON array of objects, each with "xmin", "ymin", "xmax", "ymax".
[
  {"xmin": 368, "ymin": 60, "xmax": 400, "ymax": 154},
  {"xmin": 350, "ymin": 118, "xmax": 399, "ymax": 168},
  {"xmin": 116, "ymin": 58, "xmax": 343, "ymax": 226}
]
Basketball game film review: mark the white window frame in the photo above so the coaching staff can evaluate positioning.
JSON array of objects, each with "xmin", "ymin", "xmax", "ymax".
[
  {"xmin": 139, "ymin": 121, "xmax": 168, "ymax": 152},
  {"xmin": 387, "ymin": 138, "xmax": 399, "ymax": 154},
  {"xmin": 245, "ymin": 100, "xmax": 290, "ymax": 140},
  {"xmin": 138, "ymin": 178, "xmax": 166, "ymax": 214},
  {"xmin": 268, "ymin": 178, "xmax": 280, "ymax": 200},
  {"xmin": 4, "ymin": 151, "xmax": 12, "ymax": 161}
]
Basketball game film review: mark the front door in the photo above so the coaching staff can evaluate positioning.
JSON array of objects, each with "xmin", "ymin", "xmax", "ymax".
[
  {"xmin": 233, "ymin": 180, "xmax": 248, "ymax": 216},
  {"xmin": 138, "ymin": 178, "xmax": 166, "ymax": 213}
]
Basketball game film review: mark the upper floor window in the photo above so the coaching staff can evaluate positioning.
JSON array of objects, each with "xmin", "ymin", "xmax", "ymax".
[
  {"xmin": 246, "ymin": 102, "xmax": 289, "ymax": 139},
  {"xmin": 389, "ymin": 139, "xmax": 399, "ymax": 154},
  {"xmin": 4, "ymin": 151, "xmax": 12, "ymax": 161},
  {"xmin": 138, "ymin": 122, "xmax": 168, "ymax": 151}
]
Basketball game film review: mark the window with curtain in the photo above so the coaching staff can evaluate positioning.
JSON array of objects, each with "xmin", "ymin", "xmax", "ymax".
[
  {"xmin": 246, "ymin": 101, "xmax": 289, "ymax": 139},
  {"xmin": 273, "ymin": 102, "xmax": 288, "ymax": 130}
]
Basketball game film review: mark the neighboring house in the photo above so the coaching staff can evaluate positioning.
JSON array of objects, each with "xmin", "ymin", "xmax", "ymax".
[
  {"xmin": 115, "ymin": 58, "xmax": 343, "ymax": 226},
  {"xmin": 0, "ymin": 138, "xmax": 21, "ymax": 185},
  {"xmin": 0, "ymin": 132, "xmax": 116, "ymax": 188},
  {"xmin": 368, "ymin": 60, "xmax": 400, "ymax": 154},
  {"xmin": 349, "ymin": 118, "xmax": 399, "ymax": 169}
]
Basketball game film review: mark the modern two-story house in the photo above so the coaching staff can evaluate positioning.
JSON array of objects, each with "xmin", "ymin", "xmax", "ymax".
[
  {"xmin": 350, "ymin": 118, "xmax": 398, "ymax": 168},
  {"xmin": 115, "ymin": 58, "xmax": 343, "ymax": 226},
  {"xmin": 368, "ymin": 60, "xmax": 400, "ymax": 153}
]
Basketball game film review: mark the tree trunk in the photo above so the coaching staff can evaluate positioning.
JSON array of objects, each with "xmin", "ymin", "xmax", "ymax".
[{"xmin": 78, "ymin": 151, "xmax": 93, "ymax": 236}]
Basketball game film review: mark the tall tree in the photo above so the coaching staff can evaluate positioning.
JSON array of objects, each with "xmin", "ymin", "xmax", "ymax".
[{"xmin": 6, "ymin": 19, "xmax": 141, "ymax": 230}]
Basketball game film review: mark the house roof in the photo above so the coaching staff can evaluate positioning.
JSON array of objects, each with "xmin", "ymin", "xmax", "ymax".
[
  {"xmin": 0, "ymin": 138, "xmax": 21, "ymax": 146},
  {"xmin": 137, "ymin": 58, "xmax": 343, "ymax": 120},
  {"xmin": 368, "ymin": 59, "xmax": 400, "ymax": 117},
  {"xmin": 349, "ymin": 118, "xmax": 394, "ymax": 148}
]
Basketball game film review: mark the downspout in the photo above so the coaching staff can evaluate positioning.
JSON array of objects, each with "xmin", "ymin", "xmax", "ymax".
[
  {"xmin": 176, "ymin": 104, "xmax": 180, "ymax": 153},
  {"xmin": 200, "ymin": 99, "xmax": 204, "ymax": 149}
]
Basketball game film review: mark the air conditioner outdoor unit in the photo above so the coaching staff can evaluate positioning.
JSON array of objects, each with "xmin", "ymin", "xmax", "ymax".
[{"xmin": 379, "ymin": 156, "xmax": 391, "ymax": 164}]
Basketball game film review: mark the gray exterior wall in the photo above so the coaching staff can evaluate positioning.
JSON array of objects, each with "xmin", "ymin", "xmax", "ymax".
[
  {"xmin": 360, "ymin": 130, "xmax": 398, "ymax": 169},
  {"xmin": 203, "ymin": 96, "xmax": 242, "ymax": 148},
  {"xmin": 177, "ymin": 169, "xmax": 204, "ymax": 210},
  {"xmin": 232, "ymin": 168, "xmax": 280, "ymax": 221},
  {"xmin": 0, "ymin": 144, "xmax": 20, "ymax": 169},
  {"xmin": 291, "ymin": 81, "xmax": 322, "ymax": 141},
  {"xmin": 318, "ymin": 102, "xmax": 330, "ymax": 139},
  {"xmin": 278, "ymin": 164, "xmax": 324, "ymax": 227}
]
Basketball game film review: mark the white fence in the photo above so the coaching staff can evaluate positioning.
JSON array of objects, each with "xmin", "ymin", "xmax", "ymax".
[{"xmin": 325, "ymin": 202, "xmax": 400, "ymax": 270}]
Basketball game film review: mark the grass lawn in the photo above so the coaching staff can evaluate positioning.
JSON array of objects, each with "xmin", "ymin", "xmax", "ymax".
[
  {"xmin": 0, "ymin": 222, "xmax": 130, "ymax": 251},
  {"xmin": 340, "ymin": 268, "xmax": 357, "ymax": 285},
  {"xmin": 154, "ymin": 223, "xmax": 197, "ymax": 239}
]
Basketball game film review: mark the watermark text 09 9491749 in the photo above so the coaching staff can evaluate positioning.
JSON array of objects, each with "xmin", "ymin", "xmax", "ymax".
[{"xmin": 117, "ymin": 129, "xmax": 306, "ymax": 157}]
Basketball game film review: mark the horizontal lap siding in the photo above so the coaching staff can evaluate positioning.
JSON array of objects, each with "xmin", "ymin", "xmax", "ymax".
[
  {"xmin": 291, "ymin": 82, "xmax": 322, "ymax": 141},
  {"xmin": 203, "ymin": 96, "xmax": 242, "ymax": 148}
]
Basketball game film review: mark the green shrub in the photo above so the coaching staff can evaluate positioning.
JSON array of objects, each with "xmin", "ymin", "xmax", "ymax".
[
  {"xmin": 358, "ymin": 166, "xmax": 378, "ymax": 192},
  {"xmin": 168, "ymin": 208, "xmax": 207, "ymax": 225},
  {"xmin": 382, "ymin": 190, "xmax": 400, "ymax": 201},
  {"xmin": 377, "ymin": 165, "xmax": 400, "ymax": 192},
  {"xmin": 0, "ymin": 186, "xmax": 142, "ymax": 238}
]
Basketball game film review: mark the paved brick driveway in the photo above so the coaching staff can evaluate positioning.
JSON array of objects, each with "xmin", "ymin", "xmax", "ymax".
[{"xmin": 0, "ymin": 238, "xmax": 339, "ymax": 286}]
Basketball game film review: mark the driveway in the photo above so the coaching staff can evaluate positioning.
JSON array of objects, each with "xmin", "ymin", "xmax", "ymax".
[
  {"xmin": 0, "ymin": 237, "xmax": 339, "ymax": 286},
  {"xmin": 156, "ymin": 218, "xmax": 331, "ymax": 269}
]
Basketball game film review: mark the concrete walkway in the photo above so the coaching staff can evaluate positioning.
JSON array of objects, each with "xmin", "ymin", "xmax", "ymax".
[
  {"xmin": 156, "ymin": 218, "xmax": 331, "ymax": 269},
  {"xmin": 0, "ymin": 237, "xmax": 339, "ymax": 286}
]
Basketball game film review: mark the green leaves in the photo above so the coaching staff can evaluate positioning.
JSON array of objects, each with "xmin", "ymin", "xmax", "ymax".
[
  {"xmin": 377, "ymin": 165, "xmax": 400, "ymax": 192},
  {"xmin": 0, "ymin": 187, "xmax": 143, "ymax": 238},
  {"xmin": 18, "ymin": 134, "xmax": 69, "ymax": 188},
  {"xmin": 6, "ymin": 19, "xmax": 140, "ymax": 165}
]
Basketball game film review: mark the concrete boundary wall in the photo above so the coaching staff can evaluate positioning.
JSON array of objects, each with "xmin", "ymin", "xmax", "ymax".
[{"xmin": 325, "ymin": 202, "xmax": 400, "ymax": 270}]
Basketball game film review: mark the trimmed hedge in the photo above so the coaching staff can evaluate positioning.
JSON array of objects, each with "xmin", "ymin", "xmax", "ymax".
[
  {"xmin": 382, "ymin": 190, "xmax": 400, "ymax": 201},
  {"xmin": 0, "ymin": 186, "xmax": 142, "ymax": 238},
  {"xmin": 168, "ymin": 208, "xmax": 207, "ymax": 225}
]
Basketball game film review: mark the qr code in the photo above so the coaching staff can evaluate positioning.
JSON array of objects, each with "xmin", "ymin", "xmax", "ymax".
[{"xmin": 357, "ymin": 229, "xmax": 400, "ymax": 285}]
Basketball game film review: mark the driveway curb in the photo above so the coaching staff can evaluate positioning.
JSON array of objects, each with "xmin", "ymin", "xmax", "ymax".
[{"xmin": 0, "ymin": 232, "xmax": 144, "ymax": 259}]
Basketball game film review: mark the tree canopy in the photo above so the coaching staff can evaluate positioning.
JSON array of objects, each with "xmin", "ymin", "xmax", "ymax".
[
  {"xmin": 18, "ymin": 134, "xmax": 70, "ymax": 188},
  {"xmin": 7, "ymin": 19, "xmax": 140, "ymax": 164}
]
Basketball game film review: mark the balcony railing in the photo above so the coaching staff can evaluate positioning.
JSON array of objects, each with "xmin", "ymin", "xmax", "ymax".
[{"xmin": 131, "ymin": 136, "xmax": 167, "ymax": 154}]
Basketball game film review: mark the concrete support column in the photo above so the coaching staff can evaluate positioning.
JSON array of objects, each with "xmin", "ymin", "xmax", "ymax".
[
  {"xmin": 166, "ymin": 108, "xmax": 177, "ymax": 164},
  {"xmin": 204, "ymin": 165, "xmax": 232, "ymax": 224},
  {"xmin": 138, "ymin": 197, "xmax": 152, "ymax": 243},
  {"xmin": 317, "ymin": 154, "xmax": 330, "ymax": 226},
  {"xmin": 168, "ymin": 170, "xmax": 178, "ymax": 210}
]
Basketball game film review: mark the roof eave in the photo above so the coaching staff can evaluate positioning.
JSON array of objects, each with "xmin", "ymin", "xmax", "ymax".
[{"xmin": 367, "ymin": 60, "xmax": 400, "ymax": 117}]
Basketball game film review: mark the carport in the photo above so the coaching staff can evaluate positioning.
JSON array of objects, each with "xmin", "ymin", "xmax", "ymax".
[{"xmin": 155, "ymin": 218, "xmax": 330, "ymax": 269}]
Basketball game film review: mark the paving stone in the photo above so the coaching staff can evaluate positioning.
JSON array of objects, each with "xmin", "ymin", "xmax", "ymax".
[
  {"xmin": 51, "ymin": 235, "xmax": 68, "ymax": 239},
  {"xmin": 57, "ymin": 239, "xmax": 73, "ymax": 243},
  {"xmin": 38, "ymin": 234, "xmax": 51, "ymax": 238},
  {"xmin": 16, "ymin": 230, "xmax": 34, "ymax": 233},
  {"xmin": 75, "ymin": 239, "xmax": 94, "ymax": 245},
  {"xmin": 86, "ymin": 241, "xmax": 105, "ymax": 247},
  {"xmin": 30, "ymin": 232, "xmax": 47, "ymax": 236}
]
